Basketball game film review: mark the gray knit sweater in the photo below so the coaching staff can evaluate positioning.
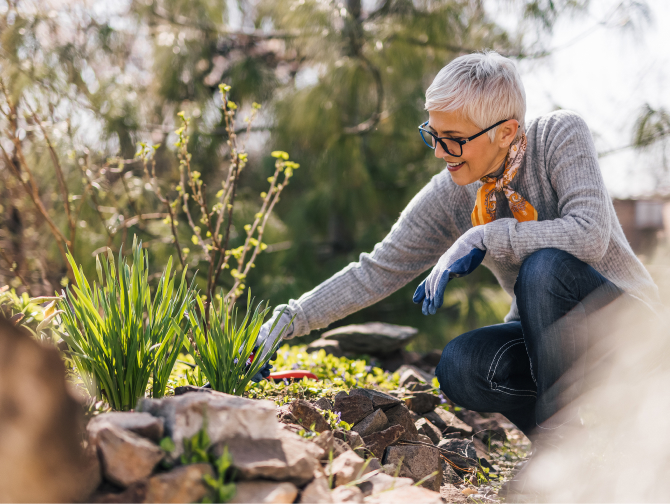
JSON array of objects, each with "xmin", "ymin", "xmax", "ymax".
[{"xmin": 285, "ymin": 110, "xmax": 660, "ymax": 338}]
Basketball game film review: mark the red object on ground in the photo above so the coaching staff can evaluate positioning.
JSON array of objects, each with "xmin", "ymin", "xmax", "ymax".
[{"xmin": 267, "ymin": 370, "xmax": 319, "ymax": 381}]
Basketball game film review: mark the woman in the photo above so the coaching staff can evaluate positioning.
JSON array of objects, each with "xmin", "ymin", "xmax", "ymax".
[{"xmin": 257, "ymin": 51, "xmax": 659, "ymax": 444}]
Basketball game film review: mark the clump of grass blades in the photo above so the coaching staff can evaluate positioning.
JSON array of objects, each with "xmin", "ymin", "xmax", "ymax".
[
  {"xmin": 187, "ymin": 293, "xmax": 291, "ymax": 395},
  {"xmin": 58, "ymin": 237, "xmax": 196, "ymax": 411}
]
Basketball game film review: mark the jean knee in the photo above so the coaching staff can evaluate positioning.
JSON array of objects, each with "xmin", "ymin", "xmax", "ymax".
[
  {"xmin": 515, "ymin": 248, "xmax": 579, "ymax": 299},
  {"xmin": 435, "ymin": 338, "xmax": 475, "ymax": 405}
]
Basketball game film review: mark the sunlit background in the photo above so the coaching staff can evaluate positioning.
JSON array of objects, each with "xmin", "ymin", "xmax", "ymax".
[{"xmin": 1, "ymin": 0, "xmax": 668, "ymax": 352}]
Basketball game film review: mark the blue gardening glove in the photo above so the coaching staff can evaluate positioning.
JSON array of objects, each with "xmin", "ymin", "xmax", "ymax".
[
  {"xmin": 413, "ymin": 226, "xmax": 486, "ymax": 315},
  {"xmin": 250, "ymin": 305, "xmax": 295, "ymax": 382}
]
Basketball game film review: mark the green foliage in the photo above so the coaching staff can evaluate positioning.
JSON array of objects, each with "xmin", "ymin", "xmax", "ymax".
[
  {"xmin": 58, "ymin": 237, "xmax": 196, "ymax": 410},
  {"xmin": 202, "ymin": 446, "xmax": 237, "ymax": 503},
  {"xmin": 0, "ymin": 285, "xmax": 61, "ymax": 341},
  {"xmin": 186, "ymin": 294, "xmax": 289, "ymax": 395},
  {"xmin": 246, "ymin": 344, "xmax": 400, "ymax": 408},
  {"xmin": 181, "ymin": 425, "xmax": 212, "ymax": 465}
]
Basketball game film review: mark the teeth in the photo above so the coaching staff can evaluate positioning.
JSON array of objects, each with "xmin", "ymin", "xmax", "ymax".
[{"xmin": 447, "ymin": 162, "xmax": 463, "ymax": 167}]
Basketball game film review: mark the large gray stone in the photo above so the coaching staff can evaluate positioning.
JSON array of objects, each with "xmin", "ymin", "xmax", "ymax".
[
  {"xmin": 137, "ymin": 391, "xmax": 278, "ymax": 457},
  {"xmin": 144, "ymin": 463, "xmax": 214, "ymax": 503},
  {"xmin": 0, "ymin": 317, "xmax": 100, "ymax": 502},
  {"xmin": 230, "ymin": 481, "xmax": 298, "ymax": 504},
  {"xmin": 348, "ymin": 388, "xmax": 401, "ymax": 411},
  {"xmin": 321, "ymin": 323, "xmax": 418, "ymax": 356},
  {"xmin": 95, "ymin": 423, "xmax": 164, "ymax": 487},
  {"xmin": 383, "ymin": 444, "xmax": 442, "ymax": 492},
  {"xmin": 213, "ymin": 429, "xmax": 323, "ymax": 486},
  {"xmin": 351, "ymin": 409, "xmax": 388, "ymax": 438},
  {"xmin": 306, "ymin": 338, "xmax": 344, "ymax": 358},
  {"xmin": 88, "ymin": 412, "xmax": 164, "ymax": 443}
]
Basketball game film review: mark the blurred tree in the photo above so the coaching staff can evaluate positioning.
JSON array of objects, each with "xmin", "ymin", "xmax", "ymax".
[{"xmin": 0, "ymin": 0, "xmax": 602, "ymax": 348}]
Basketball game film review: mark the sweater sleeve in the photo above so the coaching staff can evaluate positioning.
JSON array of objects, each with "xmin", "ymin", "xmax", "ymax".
[
  {"xmin": 483, "ymin": 112, "xmax": 612, "ymax": 266},
  {"xmin": 287, "ymin": 174, "xmax": 457, "ymax": 337}
]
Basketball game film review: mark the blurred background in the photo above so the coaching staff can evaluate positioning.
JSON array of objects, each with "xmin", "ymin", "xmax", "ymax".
[{"xmin": 1, "ymin": 0, "xmax": 668, "ymax": 352}]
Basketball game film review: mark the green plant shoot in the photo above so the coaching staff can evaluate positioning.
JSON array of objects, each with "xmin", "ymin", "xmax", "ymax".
[
  {"xmin": 186, "ymin": 292, "xmax": 292, "ymax": 395},
  {"xmin": 58, "ymin": 237, "xmax": 196, "ymax": 410}
]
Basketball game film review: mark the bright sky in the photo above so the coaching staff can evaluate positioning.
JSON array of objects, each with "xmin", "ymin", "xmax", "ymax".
[{"xmin": 509, "ymin": 0, "xmax": 670, "ymax": 198}]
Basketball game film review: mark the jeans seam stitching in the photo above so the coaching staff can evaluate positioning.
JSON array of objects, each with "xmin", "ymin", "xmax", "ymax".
[
  {"xmin": 486, "ymin": 338, "xmax": 524, "ymax": 383},
  {"xmin": 489, "ymin": 340, "xmax": 526, "ymax": 386}
]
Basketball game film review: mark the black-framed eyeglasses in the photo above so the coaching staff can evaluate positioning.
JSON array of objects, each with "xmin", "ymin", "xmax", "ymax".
[{"xmin": 418, "ymin": 119, "xmax": 509, "ymax": 157}]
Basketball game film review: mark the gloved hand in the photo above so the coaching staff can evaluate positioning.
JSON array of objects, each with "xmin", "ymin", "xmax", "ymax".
[
  {"xmin": 250, "ymin": 305, "xmax": 295, "ymax": 382},
  {"xmin": 413, "ymin": 226, "xmax": 486, "ymax": 315}
]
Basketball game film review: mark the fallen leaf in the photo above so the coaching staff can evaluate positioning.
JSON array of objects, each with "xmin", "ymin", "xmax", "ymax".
[{"xmin": 462, "ymin": 488, "xmax": 478, "ymax": 496}]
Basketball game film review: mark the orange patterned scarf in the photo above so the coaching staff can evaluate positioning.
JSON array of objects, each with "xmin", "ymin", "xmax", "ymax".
[{"xmin": 471, "ymin": 134, "xmax": 538, "ymax": 226}]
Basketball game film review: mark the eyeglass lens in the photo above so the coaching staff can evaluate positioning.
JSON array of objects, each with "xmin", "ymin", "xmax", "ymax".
[{"xmin": 421, "ymin": 129, "xmax": 462, "ymax": 157}]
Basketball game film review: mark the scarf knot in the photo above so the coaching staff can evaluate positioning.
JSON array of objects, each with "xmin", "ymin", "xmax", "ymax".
[{"xmin": 471, "ymin": 134, "xmax": 538, "ymax": 226}]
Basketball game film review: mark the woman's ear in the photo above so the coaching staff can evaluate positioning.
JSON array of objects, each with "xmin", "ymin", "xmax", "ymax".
[{"xmin": 499, "ymin": 120, "xmax": 519, "ymax": 147}]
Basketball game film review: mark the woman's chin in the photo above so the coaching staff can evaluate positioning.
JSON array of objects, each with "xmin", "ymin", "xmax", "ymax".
[{"xmin": 449, "ymin": 170, "xmax": 476, "ymax": 186}]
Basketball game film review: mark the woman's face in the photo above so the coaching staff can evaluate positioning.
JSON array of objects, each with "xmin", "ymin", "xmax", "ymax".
[{"xmin": 427, "ymin": 109, "xmax": 519, "ymax": 186}]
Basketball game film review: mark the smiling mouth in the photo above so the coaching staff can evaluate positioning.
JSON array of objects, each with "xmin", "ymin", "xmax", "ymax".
[{"xmin": 446, "ymin": 161, "xmax": 465, "ymax": 172}]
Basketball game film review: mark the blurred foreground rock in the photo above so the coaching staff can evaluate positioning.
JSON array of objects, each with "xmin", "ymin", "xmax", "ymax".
[{"xmin": 0, "ymin": 315, "xmax": 100, "ymax": 502}]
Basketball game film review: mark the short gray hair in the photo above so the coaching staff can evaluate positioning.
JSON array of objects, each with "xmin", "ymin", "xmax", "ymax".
[{"xmin": 425, "ymin": 51, "xmax": 526, "ymax": 141}]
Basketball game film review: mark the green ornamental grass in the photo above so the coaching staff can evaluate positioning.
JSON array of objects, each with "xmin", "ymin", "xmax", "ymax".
[
  {"xmin": 58, "ymin": 238, "xmax": 196, "ymax": 410},
  {"xmin": 187, "ymin": 293, "xmax": 292, "ymax": 395}
]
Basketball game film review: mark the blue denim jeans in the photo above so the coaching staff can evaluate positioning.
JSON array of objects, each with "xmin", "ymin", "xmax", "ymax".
[{"xmin": 435, "ymin": 248, "xmax": 624, "ymax": 437}]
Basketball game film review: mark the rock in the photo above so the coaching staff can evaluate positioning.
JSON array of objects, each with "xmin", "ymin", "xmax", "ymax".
[
  {"xmin": 321, "ymin": 323, "xmax": 418, "ymax": 356},
  {"xmin": 213, "ymin": 429, "xmax": 323, "ymax": 486},
  {"xmin": 408, "ymin": 410, "xmax": 421, "ymax": 421},
  {"xmin": 94, "ymin": 423, "xmax": 165, "ymax": 487},
  {"xmin": 423, "ymin": 409, "xmax": 473, "ymax": 436},
  {"xmin": 327, "ymin": 450, "xmax": 366, "ymax": 487},
  {"xmin": 330, "ymin": 485, "xmax": 364, "ymax": 503},
  {"xmin": 0, "ymin": 316, "xmax": 101, "ymax": 502},
  {"xmin": 437, "ymin": 438, "xmax": 478, "ymax": 476},
  {"xmin": 441, "ymin": 459, "xmax": 463, "ymax": 485},
  {"xmin": 473, "ymin": 417, "xmax": 508, "ymax": 444},
  {"xmin": 397, "ymin": 365, "xmax": 433, "ymax": 386},
  {"xmin": 365, "ymin": 485, "xmax": 443, "ymax": 504},
  {"xmin": 352, "ymin": 409, "xmax": 388, "ymax": 437},
  {"xmin": 349, "ymin": 388, "xmax": 401, "ymax": 411},
  {"xmin": 137, "ymin": 392, "xmax": 278, "ymax": 457},
  {"xmin": 415, "ymin": 418, "xmax": 442, "ymax": 445},
  {"xmin": 357, "ymin": 473, "xmax": 413, "ymax": 496},
  {"xmin": 405, "ymin": 393, "xmax": 441, "ymax": 415},
  {"xmin": 440, "ymin": 484, "xmax": 470, "ymax": 503},
  {"xmin": 299, "ymin": 474, "xmax": 333, "ymax": 503},
  {"xmin": 90, "ymin": 482, "xmax": 148, "ymax": 503},
  {"xmin": 383, "ymin": 444, "xmax": 442, "ymax": 492},
  {"xmin": 287, "ymin": 399, "xmax": 331, "ymax": 433},
  {"xmin": 314, "ymin": 397, "xmax": 333, "ymax": 411},
  {"xmin": 312, "ymin": 431, "xmax": 335, "ymax": 456},
  {"xmin": 384, "ymin": 404, "xmax": 419, "ymax": 441},
  {"xmin": 333, "ymin": 429, "xmax": 365, "ymax": 450},
  {"xmin": 362, "ymin": 425, "xmax": 405, "ymax": 459},
  {"xmin": 333, "ymin": 392, "xmax": 374, "ymax": 425},
  {"xmin": 88, "ymin": 412, "xmax": 165, "ymax": 443},
  {"xmin": 229, "ymin": 481, "xmax": 299, "ymax": 504},
  {"xmin": 417, "ymin": 434, "xmax": 434, "ymax": 445},
  {"xmin": 144, "ymin": 463, "xmax": 214, "ymax": 503},
  {"xmin": 306, "ymin": 338, "xmax": 344, "ymax": 357}
]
